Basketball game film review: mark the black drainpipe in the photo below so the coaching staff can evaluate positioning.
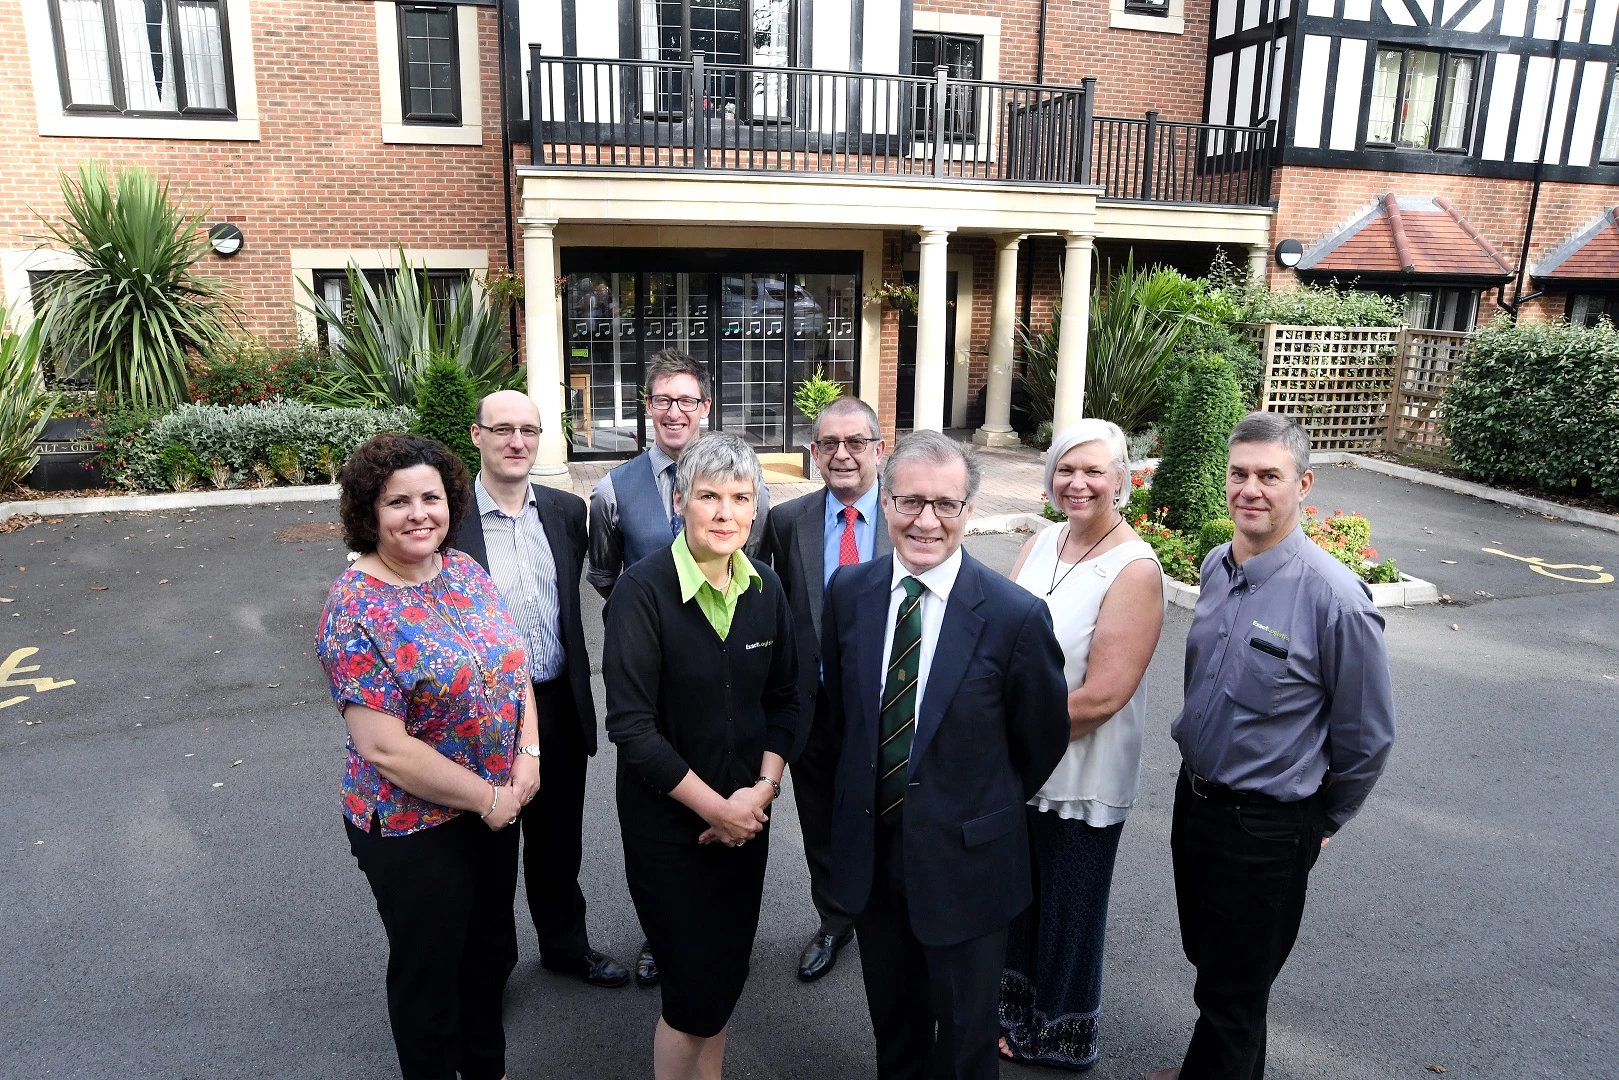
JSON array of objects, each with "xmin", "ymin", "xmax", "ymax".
[
  {"xmin": 1501, "ymin": 0, "xmax": 1573, "ymax": 320},
  {"xmin": 496, "ymin": 0, "xmax": 521, "ymax": 350}
]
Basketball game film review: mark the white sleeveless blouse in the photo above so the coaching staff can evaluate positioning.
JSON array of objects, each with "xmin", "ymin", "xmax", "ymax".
[{"xmin": 1013, "ymin": 525, "xmax": 1163, "ymax": 826}]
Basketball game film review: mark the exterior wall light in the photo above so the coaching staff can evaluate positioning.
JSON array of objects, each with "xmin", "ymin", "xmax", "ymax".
[
  {"xmin": 209, "ymin": 222, "xmax": 244, "ymax": 257},
  {"xmin": 1274, "ymin": 238, "xmax": 1303, "ymax": 268}
]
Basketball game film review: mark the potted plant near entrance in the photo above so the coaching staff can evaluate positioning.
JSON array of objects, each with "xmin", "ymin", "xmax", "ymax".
[{"xmin": 795, "ymin": 366, "xmax": 844, "ymax": 481}]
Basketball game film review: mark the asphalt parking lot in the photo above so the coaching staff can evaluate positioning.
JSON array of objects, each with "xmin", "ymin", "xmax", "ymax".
[{"xmin": 1, "ymin": 465, "xmax": 1616, "ymax": 1080}]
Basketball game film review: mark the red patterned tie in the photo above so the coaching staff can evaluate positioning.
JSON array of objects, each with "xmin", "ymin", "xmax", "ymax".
[{"xmin": 839, "ymin": 505, "xmax": 860, "ymax": 566}]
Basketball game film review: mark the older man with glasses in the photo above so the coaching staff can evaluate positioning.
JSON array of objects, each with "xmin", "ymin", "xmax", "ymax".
[
  {"xmin": 586, "ymin": 347, "xmax": 771, "ymax": 987},
  {"xmin": 449, "ymin": 390, "xmax": 633, "ymax": 992},
  {"xmin": 762, "ymin": 396, "xmax": 890, "ymax": 983},
  {"xmin": 820, "ymin": 431, "xmax": 1069, "ymax": 1079}
]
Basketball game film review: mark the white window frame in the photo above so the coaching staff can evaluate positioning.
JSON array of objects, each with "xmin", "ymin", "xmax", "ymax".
[
  {"xmin": 291, "ymin": 248, "xmax": 489, "ymax": 341},
  {"xmin": 22, "ymin": 0, "xmax": 260, "ymax": 140},
  {"xmin": 1111, "ymin": 0, "xmax": 1187, "ymax": 35},
  {"xmin": 376, "ymin": 3, "xmax": 483, "ymax": 146},
  {"xmin": 2, "ymin": 249, "xmax": 85, "ymax": 328}
]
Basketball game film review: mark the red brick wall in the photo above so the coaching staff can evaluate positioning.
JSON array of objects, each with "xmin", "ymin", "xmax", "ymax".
[
  {"xmin": 914, "ymin": 0, "xmax": 1210, "ymax": 122},
  {"xmin": 0, "ymin": 2, "xmax": 512, "ymax": 344},
  {"xmin": 1269, "ymin": 166, "xmax": 1618, "ymax": 322},
  {"xmin": 878, "ymin": 230, "xmax": 904, "ymax": 443}
]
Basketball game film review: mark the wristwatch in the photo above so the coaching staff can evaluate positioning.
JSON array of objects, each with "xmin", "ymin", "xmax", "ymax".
[{"xmin": 517, "ymin": 744, "xmax": 542, "ymax": 760}]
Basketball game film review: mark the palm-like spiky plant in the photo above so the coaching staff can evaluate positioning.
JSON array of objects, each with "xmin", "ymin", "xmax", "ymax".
[
  {"xmin": 0, "ymin": 302, "xmax": 61, "ymax": 493},
  {"xmin": 302, "ymin": 251, "xmax": 521, "ymax": 408},
  {"xmin": 34, "ymin": 163, "xmax": 239, "ymax": 408}
]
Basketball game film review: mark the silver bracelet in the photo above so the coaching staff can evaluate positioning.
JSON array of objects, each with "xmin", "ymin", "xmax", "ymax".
[
  {"xmin": 481, "ymin": 784, "xmax": 499, "ymax": 820},
  {"xmin": 755, "ymin": 775, "xmax": 781, "ymax": 800}
]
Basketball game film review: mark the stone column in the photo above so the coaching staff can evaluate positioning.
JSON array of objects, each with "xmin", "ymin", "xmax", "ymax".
[
  {"xmin": 1052, "ymin": 233, "xmax": 1094, "ymax": 433},
  {"xmin": 1248, "ymin": 244, "xmax": 1269, "ymax": 287},
  {"xmin": 911, "ymin": 226, "xmax": 953, "ymax": 432},
  {"xmin": 974, "ymin": 232, "xmax": 1023, "ymax": 447},
  {"xmin": 520, "ymin": 217, "xmax": 569, "ymax": 485}
]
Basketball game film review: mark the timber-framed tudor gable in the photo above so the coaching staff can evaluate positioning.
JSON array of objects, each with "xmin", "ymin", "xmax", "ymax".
[{"xmin": 1207, "ymin": 0, "xmax": 1619, "ymax": 183}]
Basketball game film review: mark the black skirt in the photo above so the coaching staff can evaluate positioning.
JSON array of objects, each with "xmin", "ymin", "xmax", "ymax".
[{"xmin": 622, "ymin": 825, "xmax": 770, "ymax": 1038}]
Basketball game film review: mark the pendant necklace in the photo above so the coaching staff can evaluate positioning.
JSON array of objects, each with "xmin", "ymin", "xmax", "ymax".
[{"xmin": 1047, "ymin": 514, "xmax": 1124, "ymax": 596}]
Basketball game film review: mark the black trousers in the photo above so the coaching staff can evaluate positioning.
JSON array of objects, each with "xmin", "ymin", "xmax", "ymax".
[
  {"xmin": 346, "ymin": 810, "xmax": 520, "ymax": 1080},
  {"xmin": 791, "ymin": 693, "xmax": 854, "ymax": 937},
  {"xmin": 522, "ymin": 675, "xmax": 592, "ymax": 963},
  {"xmin": 1170, "ymin": 768, "xmax": 1326, "ymax": 1080},
  {"xmin": 855, "ymin": 826, "xmax": 1008, "ymax": 1080}
]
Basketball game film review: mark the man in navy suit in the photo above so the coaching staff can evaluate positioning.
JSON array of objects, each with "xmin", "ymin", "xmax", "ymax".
[
  {"xmin": 451, "ymin": 390, "xmax": 630, "ymax": 990},
  {"xmin": 821, "ymin": 431, "xmax": 1070, "ymax": 1079}
]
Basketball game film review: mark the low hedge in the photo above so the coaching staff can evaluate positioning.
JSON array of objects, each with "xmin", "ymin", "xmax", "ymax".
[
  {"xmin": 1442, "ymin": 317, "xmax": 1619, "ymax": 501},
  {"xmin": 97, "ymin": 399, "xmax": 414, "ymax": 492}
]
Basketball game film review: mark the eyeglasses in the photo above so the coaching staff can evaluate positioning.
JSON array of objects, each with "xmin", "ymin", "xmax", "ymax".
[
  {"xmin": 813, "ymin": 436, "xmax": 874, "ymax": 456},
  {"xmin": 476, "ymin": 423, "xmax": 542, "ymax": 440},
  {"xmin": 889, "ymin": 494, "xmax": 967, "ymax": 519},
  {"xmin": 648, "ymin": 394, "xmax": 704, "ymax": 413}
]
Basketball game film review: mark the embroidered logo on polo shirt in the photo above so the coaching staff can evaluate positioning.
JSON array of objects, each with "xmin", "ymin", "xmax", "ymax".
[
  {"xmin": 744, "ymin": 639, "xmax": 773, "ymax": 650},
  {"xmin": 1251, "ymin": 620, "xmax": 1290, "ymax": 643}
]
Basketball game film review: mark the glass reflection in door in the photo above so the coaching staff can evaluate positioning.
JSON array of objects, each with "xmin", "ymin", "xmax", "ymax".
[
  {"xmin": 719, "ymin": 273, "xmax": 787, "ymax": 449},
  {"xmin": 791, "ymin": 273, "xmax": 858, "ymax": 440},
  {"xmin": 643, "ymin": 272, "xmax": 713, "ymax": 438},
  {"xmin": 564, "ymin": 272, "xmax": 639, "ymax": 453}
]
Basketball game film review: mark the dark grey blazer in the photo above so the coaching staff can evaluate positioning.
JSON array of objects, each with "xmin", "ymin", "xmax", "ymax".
[
  {"xmin": 762, "ymin": 485, "xmax": 891, "ymax": 760},
  {"xmin": 451, "ymin": 483, "xmax": 598, "ymax": 755}
]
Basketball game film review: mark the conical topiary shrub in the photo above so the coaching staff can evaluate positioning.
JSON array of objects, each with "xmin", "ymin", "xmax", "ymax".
[
  {"xmin": 413, "ymin": 357, "xmax": 479, "ymax": 476},
  {"xmin": 1152, "ymin": 354, "xmax": 1246, "ymax": 534}
]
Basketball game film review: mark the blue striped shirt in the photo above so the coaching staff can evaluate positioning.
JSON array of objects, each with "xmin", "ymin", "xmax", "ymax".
[{"xmin": 474, "ymin": 477, "xmax": 565, "ymax": 683}]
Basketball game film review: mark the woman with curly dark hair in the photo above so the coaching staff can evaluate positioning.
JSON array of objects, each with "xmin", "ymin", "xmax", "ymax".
[{"xmin": 315, "ymin": 433, "xmax": 541, "ymax": 1080}]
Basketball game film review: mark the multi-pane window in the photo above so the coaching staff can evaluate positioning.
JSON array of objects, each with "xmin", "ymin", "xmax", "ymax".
[
  {"xmin": 1567, "ymin": 293, "xmax": 1617, "ymax": 327},
  {"xmin": 912, "ymin": 33, "xmax": 982, "ymax": 141},
  {"xmin": 1367, "ymin": 47, "xmax": 1477, "ymax": 152},
  {"xmin": 1123, "ymin": 0, "xmax": 1172, "ymax": 14},
  {"xmin": 48, "ymin": 0, "xmax": 232, "ymax": 116},
  {"xmin": 637, "ymin": 0, "xmax": 792, "ymax": 117},
  {"xmin": 1601, "ymin": 77, "xmax": 1619, "ymax": 163},
  {"xmin": 312, "ymin": 269, "xmax": 469, "ymax": 350},
  {"xmin": 399, "ymin": 4, "xmax": 460, "ymax": 124},
  {"xmin": 1402, "ymin": 287, "xmax": 1477, "ymax": 331}
]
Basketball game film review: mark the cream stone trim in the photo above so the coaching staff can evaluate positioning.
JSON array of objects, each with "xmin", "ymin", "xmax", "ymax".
[
  {"xmin": 376, "ymin": 3, "xmax": 483, "ymax": 146},
  {"xmin": 1109, "ymin": 0, "xmax": 1187, "ymax": 35},
  {"xmin": 289, "ymin": 247, "xmax": 489, "ymax": 340},
  {"xmin": 1, "ymin": 249, "xmax": 82, "ymax": 327},
  {"xmin": 946, "ymin": 252, "xmax": 975, "ymax": 428},
  {"xmin": 910, "ymin": 12, "xmax": 1001, "ymax": 83},
  {"xmin": 23, "ymin": 0, "xmax": 261, "ymax": 140},
  {"xmin": 1093, "ymin": 200, "xmax": 1273, "ymax": 246}
]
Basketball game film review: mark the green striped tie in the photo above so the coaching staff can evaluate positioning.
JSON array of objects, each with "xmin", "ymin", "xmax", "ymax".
[{"xmin": 877, "ymin": 576, "xmax": 926, "ymax": 827}]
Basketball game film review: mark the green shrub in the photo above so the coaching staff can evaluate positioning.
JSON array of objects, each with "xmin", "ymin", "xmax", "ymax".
[
  {"xmin": 0, "ymin": 305, "xmax": 59, "ymax": 493},
  {"xmin": 1171, "ymin": 321, "xmax": 1264, "ymax": 406},
  {"xmin": 794, "ymin": 366, "xmax": 844, "ymax": 424},
  {"xmin": 33, "ymin": 163, "xmax": 240, "ymax": 408},
  {"xmin": 1152, "ymin": 356, "xmax": 1246, "ymax": 533},
  {"xmin": 158, "ymin": 442, "xmax": 201, "ymax": 491},
  {"xmin": 99, "ymin": 399, "xmax": 414, "ymax": 492},
  {"xmin": 413, "ymin": 357, "xmax": 479, "ymax": 475},
  {"xmin": 1040, "ymin": 500, "xmax": 1064, "ymax": 523},
  {"xmin": 1196, "ymin": 517, "xmax": 1235, "ymax": 563},
  {"xmin": 303, "ymin": 250, "xmax": 521, "ymax": 408},
  {"xmin": 1131, "ymin": 505, "xmax": 1202, "ymax": 584},
  {"xmin": 1302, "ymin": 508, "xmax": 1396, "ymax": 583},
  {"xmin": 268, "ymin": 443, "xmax": 304, "ymax": 485},
  {"xmin": 188, "ymin": 337, "xmax": 329, "ymax": 406},
  {"xmin": 1442, "ymin": 316, "xmax": 1619, "ymax": 502}
]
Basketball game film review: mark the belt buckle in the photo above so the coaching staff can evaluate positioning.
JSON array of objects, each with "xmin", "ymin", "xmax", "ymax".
[{"xmin": 1188, "ymin": 770, "xmax": 1213, "ymax": 799}]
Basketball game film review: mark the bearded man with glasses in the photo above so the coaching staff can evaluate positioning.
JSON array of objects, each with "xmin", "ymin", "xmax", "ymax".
[
  {"xmin": 820, "ymin": 431, "xmax": 1069, "ymax": 1079},
  {"xmin": 586, "ymin": 348, "xmax": 771, "ymax": 986},
  {"xmin": 761, "ymin": 395, "xmax": 890, "ymax": 983}
]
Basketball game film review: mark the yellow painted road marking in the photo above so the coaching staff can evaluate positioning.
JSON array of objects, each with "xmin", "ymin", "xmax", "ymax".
[
  {"xmin": 1481, "ymin": 548, "xmax": 1615, "ymax": 584},
  {"xmin": 0, "ymin": 695, "xmax": 27, "ymax": 709}
]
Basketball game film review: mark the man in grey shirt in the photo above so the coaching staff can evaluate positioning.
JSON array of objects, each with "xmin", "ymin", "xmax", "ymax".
[{"xmin": 1147, "ymin": 412, "xmax": 1395, "ymax": 1080}]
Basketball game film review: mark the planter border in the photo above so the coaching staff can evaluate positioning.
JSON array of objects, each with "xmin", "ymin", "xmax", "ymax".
[
  {"xmin": 1311, "ymin": 452, "xmax": 1619, "ymax": 536},
  {"xmin": 0, "ymin": 483, "xmax": 339, "ymax": 522},
  {"xmin": 1164, "ymin": 572, "xmax": 1438, "ymax": 611}
]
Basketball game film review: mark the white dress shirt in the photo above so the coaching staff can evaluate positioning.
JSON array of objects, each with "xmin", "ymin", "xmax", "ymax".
[{"xmin": 878, "ymin": 547, "xmax": 964, "ymax": 719}]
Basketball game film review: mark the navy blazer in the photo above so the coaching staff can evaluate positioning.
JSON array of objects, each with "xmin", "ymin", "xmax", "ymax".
[
  {"xmin": 451, "ymin": 483, "xmax": 598, "ymax": 755},
  {"xmin": 821, "ymin": 550, "xmax": 1070, "ymax": 947}
]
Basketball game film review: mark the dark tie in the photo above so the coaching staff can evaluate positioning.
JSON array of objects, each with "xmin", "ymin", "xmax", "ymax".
[
  {"xmin": 877, "ymin": 577, "xmax": 925, "ymax": 827},
  {"xmin": 665, "ymin": 463, "xmax": 682, "ymax": 537},
  {"xmin": 839, "ymin": 505, "xmax": 860, "ymax": 566}
]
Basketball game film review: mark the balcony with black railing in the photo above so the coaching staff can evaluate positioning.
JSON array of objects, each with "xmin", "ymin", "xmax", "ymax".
[{"xmin": 524, "ymin": 49, "xmax": 1275, "ymax": 208}]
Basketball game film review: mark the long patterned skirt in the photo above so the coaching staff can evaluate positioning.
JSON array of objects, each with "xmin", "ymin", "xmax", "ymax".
[{"xmin": 999, "ymin": 809, "xmax": 1126, "ymax": 1070}]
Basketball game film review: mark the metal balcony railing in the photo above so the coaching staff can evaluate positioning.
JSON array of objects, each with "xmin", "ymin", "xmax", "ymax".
[{"xmin": 525, "ymin": 49, "xmax": 1274, "ymax": 207}]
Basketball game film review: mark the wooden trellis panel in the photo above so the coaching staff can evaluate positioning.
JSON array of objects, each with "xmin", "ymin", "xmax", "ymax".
[
  {"xmin": 1386, "ymin": 329, "xmax": 1468, "ymax": 455},
  {"xmin": 1258, "ymin": 325, "xmax": 1402, "ymax": 451}
]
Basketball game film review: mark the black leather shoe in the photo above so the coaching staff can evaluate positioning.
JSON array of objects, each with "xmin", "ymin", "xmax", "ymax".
[
  {"xmin": 635, "ymin": 941, "xmax": 659, "ymax": 986},
  {"xmin": 541, "ymin": 948, "xmax": 631, "ymax": 989},
  {"xmin": 797, "ymin": 930, "xmax": 853, "ymax": 983}
]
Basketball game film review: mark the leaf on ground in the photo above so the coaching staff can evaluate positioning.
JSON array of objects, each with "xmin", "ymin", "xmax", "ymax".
[
  {"xmin": 61, "ymin": 628, "xmax": 76, "ymax": 635},
  {"xmin": 1450, "ymin": 624, "xmax": 1460, "ymax": 631},
  {"xmin": 1426, "ymin": 1067, "xmax": 1447, "ymax": 1075},
  {"xmin": 0, "ymin": 597, "xmax": 12, "ymax": 603},
  {"xmin": 211, "ymin": 782, "xmax": 224, "ymax": 788},
  {"xmin": 1441, "ymin": 559, "xmax": 1457, "ymax": 564},
  {"xmin": 89, "ymin": 585, "xmax": 108, "ymax": 591},
  {"xmin": 158, "ymin": 579, "xmax": 170, "ymax": 584},
  {"xmin": 231, "ymin": 759, "xmax": 243, "ymax": 767}
]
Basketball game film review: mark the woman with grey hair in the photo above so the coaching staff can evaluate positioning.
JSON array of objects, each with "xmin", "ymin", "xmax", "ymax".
[
  {"xmin": 603, "ymin": 431, "xmax": 800, "ymax": 1080},
  {"xmin": 998, "ymin": 418, "xmax": 1165, "ymax": 1070}
]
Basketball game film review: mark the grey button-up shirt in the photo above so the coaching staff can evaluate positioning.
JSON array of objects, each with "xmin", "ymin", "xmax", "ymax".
[
  {"xmin": 475, "ymin": 477, "xmax": 565, "ymax": 683},
  {"xmin": 1171, "ymin": 526, "xmax": 1395, "ymax": 833}
]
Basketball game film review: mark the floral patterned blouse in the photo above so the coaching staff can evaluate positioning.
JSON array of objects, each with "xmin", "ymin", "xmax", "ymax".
[{"xmin": 316, "ymin": 549, "xmax": 529, "ymax": 837}]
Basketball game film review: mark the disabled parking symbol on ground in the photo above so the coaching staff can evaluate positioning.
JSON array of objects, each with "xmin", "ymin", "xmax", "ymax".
[
  {"xmin": 0, "ymin": 646, "xmax": 77, "ymax": 712},
  {"xmin": 1481, "ymin": 547, "xmax": 1615, "ymax": 585}
]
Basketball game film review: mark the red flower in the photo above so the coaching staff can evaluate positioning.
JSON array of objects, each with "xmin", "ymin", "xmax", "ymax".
[
  {"xmin": 343, "ymin": 792, "xmax": 368, "ymax": 817},
  {"xmin": 384, "ymin": 810, "xmax": 420, "ymax": 831},
  {"xmin": 499, "ymin": 650, "xmax": 525, "ymax": 674},
  {"xmin": 401, "ymin": 606, "xmax": 430, "ymax": 623},
  {"xmin": 1362, "ymin": 547, "xmax": 1378, "ymax": 559},
  {"xmin": 1304, "ymin": 506, "xmax": 1318, "ymax": 515},
  {"xmin": 454, "ymin": 716, "xmax": 481, "ymax": 738},
  {"xmin": 394, "ymin": 643, "xmax": 419, "ymax": 670},
  {"xmin": 344, "ymin": 651, "xmax": 375, "ymax": 677},
  {"xmin": 449, "ymin": 666, "xmax": 472, "ymax": 695},
  {"xmin": 485, "ymin": 752, "xmax": 509, "ymax": 774}
]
